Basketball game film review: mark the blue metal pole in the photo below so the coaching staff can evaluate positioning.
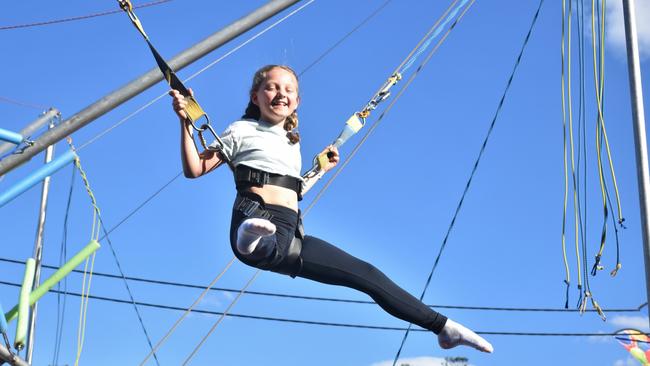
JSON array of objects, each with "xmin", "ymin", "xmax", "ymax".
[
  {"xmin": 0, "ymin": 150, "xmax": 75, "ymax": 208},
  {"xmin": 0, "ymin": 128, "xmax": 24, "ymax": 145}
]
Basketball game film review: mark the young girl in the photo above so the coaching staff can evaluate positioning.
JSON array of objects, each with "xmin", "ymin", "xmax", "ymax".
[{"xmin": 170, "ymin": 65, "xmax": 493, "ymax": 353}]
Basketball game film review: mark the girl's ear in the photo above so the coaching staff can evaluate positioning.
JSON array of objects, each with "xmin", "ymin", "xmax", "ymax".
[
  {"xmin": 251, "ymin": 92, "xmax": 259, "ymax": 106},
  {"xmin": 295, "ymin": 95, "xmax": 300, "ymax": 110}
]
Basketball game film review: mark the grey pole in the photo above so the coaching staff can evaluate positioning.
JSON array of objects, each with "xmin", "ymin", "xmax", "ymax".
[
  {"xmin": 24, "ymin": 121, "xmax": 56, "ymax": 364},
  {"xmin": 622, "ymin": 0, "xmax": 650, "ymax": 328},
  {"xmin": 0, "ymin": 108, "xmax": 59, "ymax": 157},
  {"xmin": 0, "ymin": 0, "xmax": 301, "ymax": 176},
  {"xmin": 0, "ymin": 344, "xmax": 29, "ymax": 366}
]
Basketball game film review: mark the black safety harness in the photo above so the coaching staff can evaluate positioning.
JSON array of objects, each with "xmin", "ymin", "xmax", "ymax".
[
  {"xmin": 233, "ymin": 165, "xmax": 305, "ymax": 277},
  {"xmin": 234, "ymin": 165, "xmax": 302, "ymax": 198}
]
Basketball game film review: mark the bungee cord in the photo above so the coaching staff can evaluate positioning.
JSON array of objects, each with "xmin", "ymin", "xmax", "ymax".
[
  {"xmin": 561, "ymin": 0, "xmax": 572, "ymax": 308},
  {"xmin": 303, "ymin": 0, "xmax": 468, "ymax": 177},
  {"xmin": 560, "ymin": 0, "xmax": 626, "ymax": 320},
  {"xmin": 181, "ymin": 271, "xmax": 261, "ymax": 366},
  {"xmin": 179, "ymin": 2, "xmax": 478, "ymax": 364},
  {"xmin": 176, "ymin": 1, "xmax": 477, "ymax": 363},
  {"xmin": 305, "ymin": 0, "xmax": 474, "ymax": 214},
  {"xmin": 138, "ymin": 257, "xmax": 236, "ymax": 366},
  {"xmin": 52, "ymin": 139, "xmax": 103, "ymax": 366},
  {"xmin": 390, "ymin": 0, "xmax": 545, "ymax": 364}
]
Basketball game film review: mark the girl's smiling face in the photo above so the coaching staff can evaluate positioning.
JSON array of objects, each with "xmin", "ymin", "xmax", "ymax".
[{"xmin": 251, "ymin": 67, "xmax": 300, "ymax": 125}]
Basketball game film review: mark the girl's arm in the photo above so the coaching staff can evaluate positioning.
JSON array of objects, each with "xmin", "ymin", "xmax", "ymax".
[
  {"xmin": 301, "ymin": 146, "xmax": 339, "ymax": 195},
  {"xmin": 171, "ymin": 89, "xmax": 223, "ymax": 178}
]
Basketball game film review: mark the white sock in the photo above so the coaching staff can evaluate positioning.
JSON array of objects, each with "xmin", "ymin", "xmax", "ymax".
[
  {"xmin": 236, "ymin": 218, "xmax": 276, "ymax": 255},
  {"xmin": 437, "ymin": 319, "xmax": 494, "ymax": 353}
]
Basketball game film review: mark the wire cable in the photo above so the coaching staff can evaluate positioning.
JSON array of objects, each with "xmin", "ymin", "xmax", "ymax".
[
  {"xmin": 1, "ymin": 256, "xmax": 645, "ymax": 313},
  {"xmin": 0, "ymin": 96, "xmax": 49, "ymax": 111},
  {"xmin": 0, "ymin": 281, "xmax": 644, "ymax": 337},
  {"xmin": 51, "ymin": 164, "xmax": 75, "ymax": 366},
  {"xmin": 139, "ymin": 257, "xmax": 236, "ymax": 365},
  {"xmin": 0, "ymin": 0, "xmax": 173, "ymax": 31}
]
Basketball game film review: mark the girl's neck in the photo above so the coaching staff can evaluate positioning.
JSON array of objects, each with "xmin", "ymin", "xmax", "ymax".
[{"xmin": 259, "ymin": 117, "xmax": 285, "ymax": 127}]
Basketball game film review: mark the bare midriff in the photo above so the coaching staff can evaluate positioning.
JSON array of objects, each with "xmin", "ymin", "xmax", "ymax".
[{"xmin": 248, "ymin": 184, "xmax": 299, "ymax": 212}]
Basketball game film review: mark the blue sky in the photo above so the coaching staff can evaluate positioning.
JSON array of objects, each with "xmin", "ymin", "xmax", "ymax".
[{"xmin": 1, "ymin": 1, "xmax": 650, "ymax": 365}]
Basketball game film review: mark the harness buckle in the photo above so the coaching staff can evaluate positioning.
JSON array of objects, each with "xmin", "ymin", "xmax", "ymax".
[
  {"xmin": 243, "ymin": 200, "xmax": 260, "ymax": 217},
  {"xmin": 248, "ymin": 169, "xmax": 269, "ymax": 186}
]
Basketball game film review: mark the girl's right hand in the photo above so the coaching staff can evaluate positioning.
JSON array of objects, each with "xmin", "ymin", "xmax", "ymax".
[{"xmin": 169, "ymin": 88, "xmax": 193, "ymax": 121}]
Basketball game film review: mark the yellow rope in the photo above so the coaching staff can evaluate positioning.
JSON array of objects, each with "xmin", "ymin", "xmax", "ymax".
[
  {"xmin": 591, "ymin": 0, "xmax": 607, "ymax": 269},
  {"xmin": 74, "ymin": 253, "xmax": 96, "ymax": 366},
  {"xmin": 566, "ymin": 0, "xmax": 584, "ymax": 294}
]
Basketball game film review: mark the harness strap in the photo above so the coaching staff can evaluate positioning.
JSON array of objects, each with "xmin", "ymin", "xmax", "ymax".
[
  {"xmin": 235, "ymin": 165, "xmax": 302, "ymax": 196},
  {"xmin": 234, "ymin": 196, "xmax": 273, "ymax": 221},
  {"xmin": 117, "ymin": 0, "xmax": 234, "ymax": 170},
  {"xmin": 118, "ymin": 0, "xmax": 207, "ymax": 124},
  {"xmin": 235, "ymin": 193, "xmax": 304, "ymax": 278}
]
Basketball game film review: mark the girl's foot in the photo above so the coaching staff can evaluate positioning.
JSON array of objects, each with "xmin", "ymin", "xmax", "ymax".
[
  {"xmin": 236, "ymin": 218, "xmax": 276, "ymax": 255},
  {"xmin": 437, "ymin": 319, "xmax": 494, "ymax": 353}
]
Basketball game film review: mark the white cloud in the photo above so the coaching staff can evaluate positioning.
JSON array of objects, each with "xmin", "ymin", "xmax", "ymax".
[
  {"xmin": 610, "ymin": 315, "xmax": 650, "ymax": 332},
  {"xmin": 606, "ymin": 0, "xmax": 650, "ymax": 60},
  {"xmin": 371, "ymin": 356, "xmax": 472, "ymax": 366},
  {"xmin": 199, "ymin": 292, "xmax": 223, "ymax": 308},
  {"xmin": 587, "ymin": 330, "xmax": 614, "ymax": 343},
  {"xmin": 613, "ymin": 356, "xmax": 640, "ymax": 366}
]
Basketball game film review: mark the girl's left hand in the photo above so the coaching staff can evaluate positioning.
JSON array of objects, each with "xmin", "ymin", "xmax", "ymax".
[{"xmin": 320, "ymin": 145, "xmax": 340, "ymax": 172}]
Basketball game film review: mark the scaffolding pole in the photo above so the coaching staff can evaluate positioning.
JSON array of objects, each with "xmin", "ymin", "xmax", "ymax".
[
  {"xmin": 0, "ymin": 108, "xmax": 59, "ymax": 157},
  {"xmin": 0, "ymin": 0, "xmax": 301, "ymax": 176},
  {"xmin": 24, "ymin": 120, "xmax": 56, "ymax": 364},
  {"xmin": 622, "ymin": 0, "xmax": 650, "ymax": 329},
  {"xmin": 0, "ymin": 344, "xmax": 28, "ymax": 366}
]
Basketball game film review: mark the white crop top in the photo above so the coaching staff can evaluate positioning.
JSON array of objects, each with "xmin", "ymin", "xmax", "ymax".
[{"xmin": 210, "ymin": 119, "xmax": 303, "ymax": 180}]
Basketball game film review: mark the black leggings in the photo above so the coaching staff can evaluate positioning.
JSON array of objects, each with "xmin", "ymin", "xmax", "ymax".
[{"xmin": 230, "ymin": 193, "xmax": 447, "ymax": 334}]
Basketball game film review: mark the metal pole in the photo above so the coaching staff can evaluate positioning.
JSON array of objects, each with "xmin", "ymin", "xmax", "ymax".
[
  {"xmin": 0, "ymin": 344, "xmax": 29, "ymax": 366},
  {"xmin": 24, "ymin": 121, "xmax": 56, "ymax": 364},
  {"xmin": 622, "ymin": 0, "xmax": 650, "ymax": 328},
  {"xmin": 0, "ymin": 108, "xmax": 59, "ymax": 157},
  {"xmin": 0, "ymin": 0, "xmax": 302, "ymax": 176}
]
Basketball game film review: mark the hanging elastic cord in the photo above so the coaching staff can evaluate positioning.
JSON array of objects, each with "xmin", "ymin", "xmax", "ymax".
[
  {"xmin": 66, "ymin": 139, "xmax": 101, "ymax": 366},
  {"xmin": 303, "ymin": 0, "xmax": 471, "ymax": 177},
  {"xmin": 117, "ymin": 0, "xmax": 233, "ymax": 169}
]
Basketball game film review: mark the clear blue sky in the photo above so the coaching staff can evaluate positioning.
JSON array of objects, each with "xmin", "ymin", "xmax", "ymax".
[{"xmin": 1, "ymin": 1, "xmax": 649, "ymax": 365}]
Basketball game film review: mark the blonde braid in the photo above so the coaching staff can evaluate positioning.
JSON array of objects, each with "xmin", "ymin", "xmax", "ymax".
[{"xmin": 284, "ymin": 110, "xmax": 300, "ymax": 144}]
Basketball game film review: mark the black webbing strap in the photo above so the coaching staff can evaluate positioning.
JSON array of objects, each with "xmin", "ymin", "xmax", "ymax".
[
  {"xmin": 117, "ymin": 0, "xmax": 235, "ymax": 171},
  {"xmin": 235, "ymin": 165, "xmax": 302, "ymax": 196}
]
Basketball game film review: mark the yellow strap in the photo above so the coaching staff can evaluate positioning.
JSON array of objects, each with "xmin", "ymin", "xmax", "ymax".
[
  {"xmin": 183, "ymin": 96, "xmax": 207, "ymax": 123},
  {"xmin": 345, "ymin": 113, "xmax": 363, "ymax": 133},
  {"xmin": 118, "ymin": 0, "xmax": 208, "ymax": 124}
]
